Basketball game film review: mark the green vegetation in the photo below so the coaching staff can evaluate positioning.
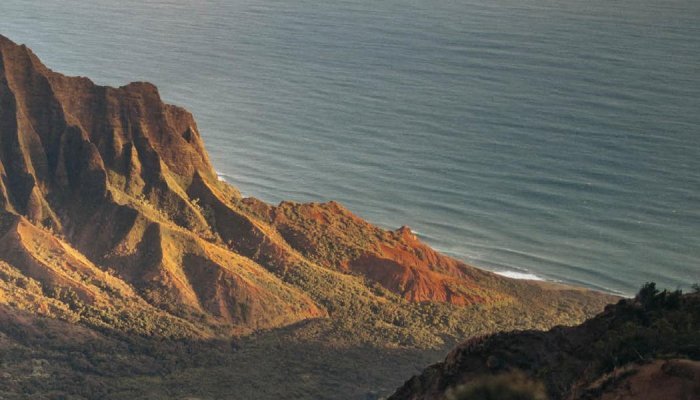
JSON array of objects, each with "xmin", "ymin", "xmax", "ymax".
[
  {"xmin": 275, "ymin": 257, "xmax": 610, "ymax": 348},
  {"xmin": 390, "ymin": 283, "xmax": 700, "ymax": 400},
  {"xmin": 0, "ymin": 262, "xmax": 615, "ymax": 400},
  {"xmin": 273, "ymin": 202, "xmax": 374, "ymax": 267},
  {"xmin": 592, "ymin": 283, "xmax": 699, "ymax": 374},
  {"xmin": 0, "ymin": 307, "xmax": 445, "ymax": 400},
  {"xmin": 447, "ymin": 372, "xmax": 547, "ymax": 400}
]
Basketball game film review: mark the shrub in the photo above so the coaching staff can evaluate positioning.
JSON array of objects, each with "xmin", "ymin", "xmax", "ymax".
[{"xmin": 447, "ymin": 372, "xmax": 548, "ymax": 400}]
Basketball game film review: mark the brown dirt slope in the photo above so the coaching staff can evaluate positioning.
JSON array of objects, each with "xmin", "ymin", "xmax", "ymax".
[
  {"xmin": 583, "ymin": 359, "xmax": 700, "ymax": 400},
  {"xmin": 247, "ymin": 199, "xmax": 512, "ymax": 305}
]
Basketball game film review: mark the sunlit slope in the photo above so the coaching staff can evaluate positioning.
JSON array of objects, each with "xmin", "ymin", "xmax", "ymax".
[{"xmin": 0, "ymin": 34, "xmax": 614, "ymax": 346}]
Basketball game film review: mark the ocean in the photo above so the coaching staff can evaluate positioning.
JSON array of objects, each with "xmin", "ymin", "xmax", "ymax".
[{"xmin": 2, "ymin": 0, "xmax": 699, "ymax": 295}]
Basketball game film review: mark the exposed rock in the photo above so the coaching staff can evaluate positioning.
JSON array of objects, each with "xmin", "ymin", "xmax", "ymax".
[{"xmin": 0, "ymin": 34, "xmax": 321, "ymax": 333}]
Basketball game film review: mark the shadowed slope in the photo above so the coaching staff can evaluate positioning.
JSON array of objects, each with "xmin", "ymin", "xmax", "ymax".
[{"xmin": 389, "ymin": 290, "xmax": 700, "ymax": 400}]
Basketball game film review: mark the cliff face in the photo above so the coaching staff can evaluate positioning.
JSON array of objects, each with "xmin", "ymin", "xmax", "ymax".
[
  {"xmin": 0, "ymin": 34, "xmax": 615, "ymax": 341},
  {"xmin": 0, "ymin": 34, "xmax": 323, "ymax": 333},
  {"xmin": 389, "ymin": 290, "xmax": 700, "ymax": 400},
  {"xmin": 0, "ymin": 34, "xmax": 514, "ymax": 329}
]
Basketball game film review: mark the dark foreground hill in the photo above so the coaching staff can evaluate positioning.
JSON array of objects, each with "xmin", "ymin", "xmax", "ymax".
[
  {"xmin": 389, "ymin": 284, "xmax": 700, "ymax": 400},
  {"xmin": 0, "ymin": 34, "xmax": 617, "ymax": 399}
]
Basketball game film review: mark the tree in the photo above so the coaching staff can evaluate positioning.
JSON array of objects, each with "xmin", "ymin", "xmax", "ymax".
[{"xmin": 636, "ymin": 282, "xmax": 659, "ymax": 307}]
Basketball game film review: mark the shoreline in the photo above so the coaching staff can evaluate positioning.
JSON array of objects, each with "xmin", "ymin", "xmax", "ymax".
[{"xmin": 217, "ymin": 171, "xmax": 632, "ymax": 298}]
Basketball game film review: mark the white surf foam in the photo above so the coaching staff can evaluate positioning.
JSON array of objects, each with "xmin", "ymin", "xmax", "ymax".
[{"xmin": 495, "ymin": 271, "xmax": 545, "ymax": 281}]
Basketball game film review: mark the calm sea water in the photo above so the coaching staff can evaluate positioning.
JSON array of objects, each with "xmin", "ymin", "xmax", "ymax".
[{"xmin": 2, "ymin": 0, "xmax": 699, "ymax": 295}]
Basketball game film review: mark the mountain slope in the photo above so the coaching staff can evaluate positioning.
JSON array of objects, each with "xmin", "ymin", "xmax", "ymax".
[
  {"xmin": 0, "ymin": 34, "xmax": 622, "ymax": 399},
  {"xmin": 0, "ymin": 34, "xmax": 324, "ymax": 333}
]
